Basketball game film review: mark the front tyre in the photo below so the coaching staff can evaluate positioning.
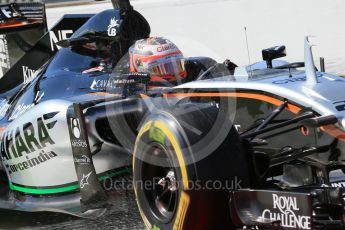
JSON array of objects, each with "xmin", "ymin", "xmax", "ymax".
[{"xmin": 133, "ymin": 106, "xmax": 251, "ymax": 230}]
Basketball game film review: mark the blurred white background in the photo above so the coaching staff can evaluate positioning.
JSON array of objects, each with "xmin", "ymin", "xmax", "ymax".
[{"xmin": 47, "ymin": 0, "xmax": 345, "ymax": 75}]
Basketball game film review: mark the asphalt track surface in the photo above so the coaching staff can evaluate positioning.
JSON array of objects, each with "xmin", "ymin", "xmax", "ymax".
[
  {"xmin": 0, "ymin": 177, "xmax": 146, "ymax": 230},
  {"xmin": 1, "ymin": 0, "xmax": 345, "ymax": 229}
]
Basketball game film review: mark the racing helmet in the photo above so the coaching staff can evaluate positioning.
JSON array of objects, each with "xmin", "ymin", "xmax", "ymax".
[{"xmin": 129, "ymin": 37, "xmax": 187, "ymax": 84}]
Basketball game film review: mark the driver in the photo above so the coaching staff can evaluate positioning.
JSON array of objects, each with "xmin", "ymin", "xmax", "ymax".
[{"xmin": 129, "ymin": 37, "xmax": 187, "ymax": 87}]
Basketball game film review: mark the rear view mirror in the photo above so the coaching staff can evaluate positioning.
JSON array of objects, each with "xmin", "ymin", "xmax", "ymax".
[
  {"xmin": 56, "ymin": 37, "xmax": 91, "ymax": 48},
  {"xmin": 300, "ymin": 115, "xmax": 338, "ymax": 128},
  {"xmin": 262, "ymin": 45, "xmax": 286, "ymax": 68}
]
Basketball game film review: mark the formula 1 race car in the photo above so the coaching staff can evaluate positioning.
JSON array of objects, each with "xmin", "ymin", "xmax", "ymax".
[
  {"xmin": 0, "ymin": 0, "xmax": 153, "ymax": 217},
  {"xmin": 1, "ymin": 0, "xmax": 345, "ymax": 230},
  {"xmin": 0, "ymin": 0, "xmax": 222, "ymax": 218},
  {"xmin": 130, "ymin": 26, "xmax": 345, "ymax": 230}
]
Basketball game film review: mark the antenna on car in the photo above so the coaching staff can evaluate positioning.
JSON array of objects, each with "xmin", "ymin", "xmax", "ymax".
[
  {"xmin": 244, "ymin": 27, "xmax": 253, "ymax": 78},
  {"xmin": 304, "ymin": 36, "xmax": 318, "ymax": 86}
]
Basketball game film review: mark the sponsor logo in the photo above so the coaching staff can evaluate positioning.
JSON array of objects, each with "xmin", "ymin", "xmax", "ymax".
[
  {"xmin": 331, "ymin": 181, "xmax": 345, "ymax": 187},
  {"xmin": 157, "ymin": 43, "xmax": 176, "ymax": 52},
  {"xmin": 0, "ymin": 6, "xmax": 17, "ymax": 19},
  {"xmin": 71, "ymin": 118, "xmax": 81, "ymax": 139},
  {"xmin": 70, "ymin": 118, "xmax": 88, "ymax": 148},
  {"xmin": 49, "ymin": 30, "xmax": 73, "ymax": 51},
  {"xmin": 71, "ymin": 139, "xmax": 88, "ymax": 148},
  {"xmin": 0, "ymin": 35, "xmax": 10, "ymax": 78},
  {"xmin": 333, "ymin": 101, "xmax": 345, "ymax": 112},
  {"xmin": 6, "ymin": 150, "xmax": 57, "ymax": 174},
  {"xmin": 74, "ymin": 155, "xmax": 91, "ymax": 164},
  {"xmin": 0, "ymin": 99, "xmax": 9, "ymax": 118},
  {"xmin": 9, "ymin": 91, "xmax": 44, "ymax": 121},
  {"xmin": 90, "ymin": 79, "xmax": 136, "ymax": 90},
  {"xmin": 22, "ymin": 66, "xmax": 37, "ymax": 84},
  {"xmin": 107, "ymin": 17, "xmax": 119, "ymax": 37},
  {"xmin": 261, "ymin": 194, "xmax": 311, "ymax": 229},
  {"xmin": 0, "ymin": 112, "xmax": 59, "ymax": 161},
  {"xmin": 322, "ymin": 181, "xmax": 345, "ymax": 188},
  {"xmin": 273, "ymin": 77, "xmax": 307, "ymax": 84},
  {"xmin": 137, "ymin": 44, "xmax": 145, "ymax": 50},
  {"xmin": 234, "ymin": 124, "xmax": 241, "ymax": 132},
  {"xmin": 9, "ymin": 104, "xmax": 35, "ymax": 121},
  {"xmin": 272, "ymin": 74, "xmax": 324, "ymax": 84},
  {"xmin": 80, "ymin": 171, "xmax": 92, "ymax": 189}
]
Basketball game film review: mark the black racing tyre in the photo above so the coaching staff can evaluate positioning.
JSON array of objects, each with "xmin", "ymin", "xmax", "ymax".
[{"xmin": 133, "ymin": 104, "xmax": 252, "ymax": 230}]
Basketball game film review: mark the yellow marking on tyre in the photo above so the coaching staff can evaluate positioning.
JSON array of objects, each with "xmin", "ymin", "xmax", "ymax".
[
  {"xmin": 153, "ymin": 121, "xmax": 190, "ymax": 230},
  {"xmin": 152, "ymin": 225, "xmax": 160, "ymax": 230},
  {"xmin": 133, "ymin": 121, "xmax": 153, "ymax": 230},
  {"xmin": 149, "ymin": 127, "xmax": 166, "ymax": 145},
  {"xmin": 154, "ymin": 120, "xmax": 189, "ymax": 189},
  {"xmin": 133, "ymin": 121, "xmax": 153, "ymax": 170},
  {"xmin": 134, "ymin": 119, "xmax": 190, "ymax": 230},
  {"xmin": 173, "ymin": 191, "xmax": 190, "ymax": 230}
]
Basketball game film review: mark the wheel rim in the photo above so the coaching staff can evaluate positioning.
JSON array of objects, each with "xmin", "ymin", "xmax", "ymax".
[{"xmin": 141, "ymin": 143, "xmax": 179, "ymax": 223}]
